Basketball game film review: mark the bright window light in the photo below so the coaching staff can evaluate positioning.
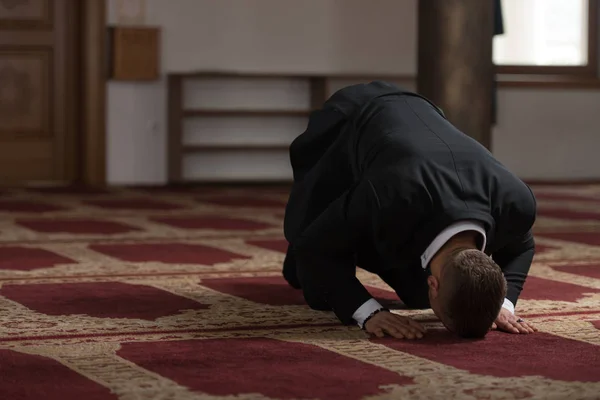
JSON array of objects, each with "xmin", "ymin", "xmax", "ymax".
[{"xmin": 493, "ymin": 0, "xmax": 589, "ymax": 66}]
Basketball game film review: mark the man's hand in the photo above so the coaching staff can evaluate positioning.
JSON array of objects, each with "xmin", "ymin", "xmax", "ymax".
[
  {"xmin": 364, "ymin": 311, "xmax": 426, "ymax": 339},
  {"xmin": 492, "ymin": 308, "xmax": 537, "ymax": 334}
]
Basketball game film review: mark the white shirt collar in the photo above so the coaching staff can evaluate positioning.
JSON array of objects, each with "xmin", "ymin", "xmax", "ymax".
[{"xmin": 420, "ymin": 221, "xmax": 487, "ymax": 269}]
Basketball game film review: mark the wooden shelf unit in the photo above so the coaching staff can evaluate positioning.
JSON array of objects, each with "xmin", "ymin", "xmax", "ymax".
[{"xmin": 167, "ymin": 71, "xmax": 410, "ymax": 184}]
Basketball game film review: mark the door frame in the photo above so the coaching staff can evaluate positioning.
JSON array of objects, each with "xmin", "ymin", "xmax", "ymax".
[{"xmin": 80, "ymin": 0, "xmax": 107, "ymax": 186}]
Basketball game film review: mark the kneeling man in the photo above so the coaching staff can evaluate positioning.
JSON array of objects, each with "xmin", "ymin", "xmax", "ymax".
[{"xmin": 283, "ymin": 81, "xmax": 538, "ymax": 339}]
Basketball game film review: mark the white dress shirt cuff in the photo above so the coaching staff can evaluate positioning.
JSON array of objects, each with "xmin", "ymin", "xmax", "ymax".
[
  {"xmin": 353, "ymin": 298, "xmax": 384, "ymax": 328},
  {"xmin": 502, "ymin": 298, "xmax": 515, "ymax": 314}
]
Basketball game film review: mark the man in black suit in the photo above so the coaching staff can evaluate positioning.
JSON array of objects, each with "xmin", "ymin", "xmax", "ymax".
[{"xmin": 283, "ymin": 81, "xmax": 538, "ymax": 339}]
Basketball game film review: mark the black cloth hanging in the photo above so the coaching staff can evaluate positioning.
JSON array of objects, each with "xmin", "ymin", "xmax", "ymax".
[{"xmin": 492, "ymin": 0, "xmax": 504, "ymax": 125}]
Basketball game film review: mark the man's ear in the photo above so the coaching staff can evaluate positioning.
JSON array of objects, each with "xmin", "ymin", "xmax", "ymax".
[{"xmin": 427, "ymin": 275, "xmax": 439, "ymax": 298}]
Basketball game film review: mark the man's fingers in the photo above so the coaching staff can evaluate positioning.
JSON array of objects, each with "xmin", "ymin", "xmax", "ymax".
[
  {"xmin": 491, "ymin": 323, "xmax": 497, "ymax": 330},
  {"xmin": 380, "ymin": 323, "xmax": 406, "ymax": 339},
  {"xmin": 511, "ymin": 320, "xmax": 529, "ymax": 334},
  {"xmin": 496, "ymin": 317, "xmax": 538, "ymax": 334},
  {"xmin": 511, "ymin": 317, "xmax": 537, "ymax": 334},
  {"xmin": 383, "ymin": 321, "xmax": 414, "ymax": 339},
  {"xmin": 519, "ymin": 321, "xmax": 533, "ymax": 334},
  {"xmin": 367, "ymin": 313, "xmax": 424, "ymax": 339},
  {"xmin": 389, "ymin": 315, "xmax": 424, "ymax": 338},
  {"xmin": 517, "ymin": 319, "xmax": 537, "ymax": 333},
  {"xmin": 499, "ymin": 321, "xmax": 519, "ymax": 334},
  {"xmin": 520, "ymin": 320, "xmax": 537, "ymax": 333},
  {"xmin": 406, "ymin": 318, "xmax": 427, "ymax": 334},
  {"xmin": 495, "ymin": 309, "xmax": 538, "ymax": 334},
  {"xmin": 373, "ymin": 328, "xmax": 385, "ymax": 338},
  {"xmin": 394, "ymin": 320, "xmax": 422, "ymax": 339}
]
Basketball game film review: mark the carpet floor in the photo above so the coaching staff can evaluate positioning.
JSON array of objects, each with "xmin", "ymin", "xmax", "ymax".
[{"xmin": 0, "ymin": 184, "xmax": 599, "ymax": 400}]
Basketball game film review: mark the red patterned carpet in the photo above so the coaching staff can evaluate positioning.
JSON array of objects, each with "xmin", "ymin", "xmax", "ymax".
[{"xmin": 0, "ymin": 184, "xmax": 599, "ymax": 399}]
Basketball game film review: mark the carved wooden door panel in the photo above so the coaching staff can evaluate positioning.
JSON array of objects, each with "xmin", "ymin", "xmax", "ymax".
[{"xmin": 0, "ymin": 0, "xmax": 78, "ymax": 186}]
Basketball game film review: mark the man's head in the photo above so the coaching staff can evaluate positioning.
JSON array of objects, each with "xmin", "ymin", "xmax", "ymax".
[{"xmin": 427, "ymin": 249, "xmax": 507, "ymax": 338}]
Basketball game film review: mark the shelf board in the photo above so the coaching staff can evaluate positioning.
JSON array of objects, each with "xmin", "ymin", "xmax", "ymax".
[
  {"xmin": 182, "ymin": 109, "xmax": 312, "ymax": 117},
  {"xmin": 183, "ymin": 144, "xmax": 289, "ymax": 152}
]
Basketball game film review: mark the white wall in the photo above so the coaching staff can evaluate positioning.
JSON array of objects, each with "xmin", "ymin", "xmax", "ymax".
[
  {"xmin": 492, "ymin": 88, "xmax": 600, "ymax": 180},
  {"xmin": 106, "ymin": 0, "xmax": 600, "ymax": 185},
  {"xmin": 152, "ymin": 0, "xmax": 417, "ymax": 75}
]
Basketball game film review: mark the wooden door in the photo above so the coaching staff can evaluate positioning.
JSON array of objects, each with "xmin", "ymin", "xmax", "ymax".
[{"xmin": 0, "ymin": 0, "xmax": 79, "ymax": 186}]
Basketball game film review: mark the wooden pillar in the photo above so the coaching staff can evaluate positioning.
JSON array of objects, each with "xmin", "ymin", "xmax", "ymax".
[
  {"xmin": 81, "ymin": 0, "xmax": 108, "ymax": 186},
  {"xmin": 417, "ymin": 0, "xmax": 495, "ymax": 148}
]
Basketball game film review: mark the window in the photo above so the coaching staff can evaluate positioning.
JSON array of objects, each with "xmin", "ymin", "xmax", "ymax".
[{"xmin": 493, "ymin": 0, "xmax": 598, "ymax": 75}]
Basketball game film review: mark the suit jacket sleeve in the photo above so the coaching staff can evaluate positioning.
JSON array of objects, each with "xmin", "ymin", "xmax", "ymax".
[
  {"xmin": 493, "ymin": 230, "xmax": 536, "ymax": 306},
  {"xmin": 492, "ymin": 183, "xmax": 537, "ymax": 307},
  {"xmin": 292, "ymin": 178, "xmax": 379, "ymax": 325}
]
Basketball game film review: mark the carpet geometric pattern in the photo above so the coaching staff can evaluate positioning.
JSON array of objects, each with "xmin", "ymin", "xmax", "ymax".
[{"xmin": 0, "ymin": 185, "xmax": 599, "ymax": 399}]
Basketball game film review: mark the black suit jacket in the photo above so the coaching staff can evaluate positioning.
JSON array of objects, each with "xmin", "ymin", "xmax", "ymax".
[{"xmin": 284, "ymin": 81, "xmax": 537, "ymax": 325}]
